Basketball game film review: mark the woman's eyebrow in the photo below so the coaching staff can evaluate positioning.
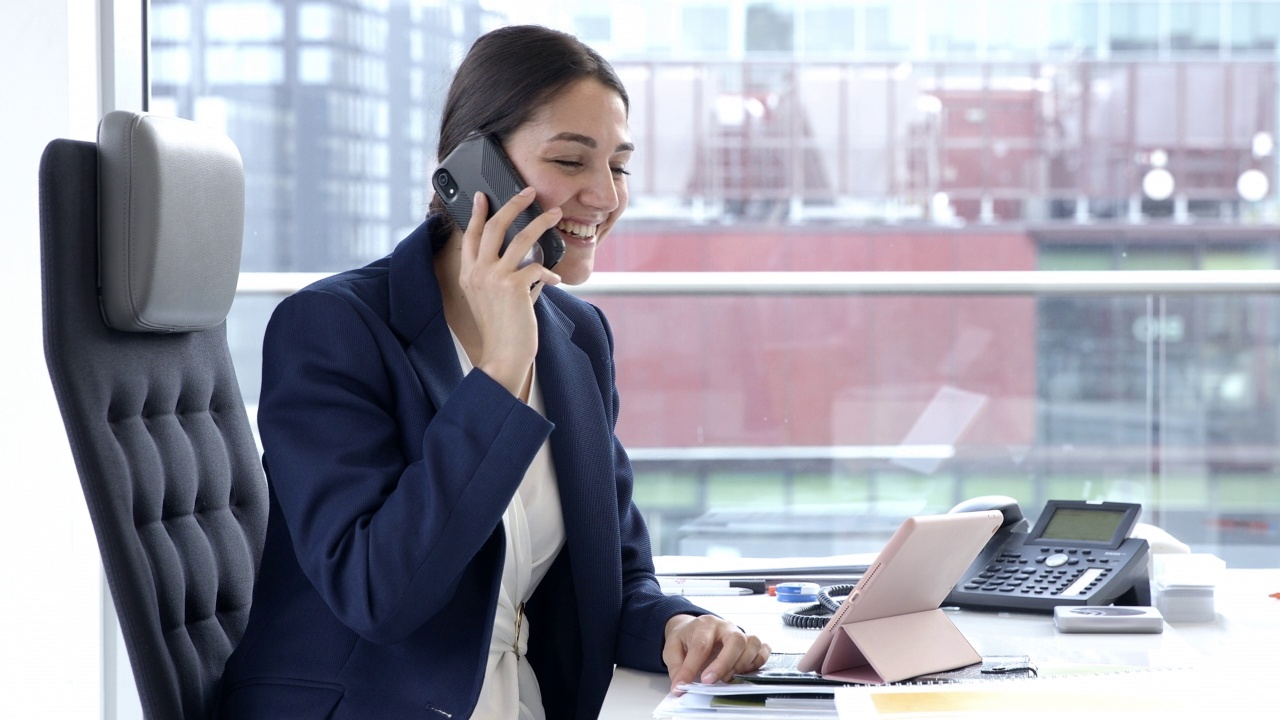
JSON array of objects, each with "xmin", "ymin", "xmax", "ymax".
[{"xmin": 547, "ymin": 131, "xmax": 634, "ymax": 153}]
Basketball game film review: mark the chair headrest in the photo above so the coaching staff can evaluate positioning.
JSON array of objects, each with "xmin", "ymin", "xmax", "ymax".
[{"xmin": 97, "ymin": 110, "xmax": 245, "ymax": 333}]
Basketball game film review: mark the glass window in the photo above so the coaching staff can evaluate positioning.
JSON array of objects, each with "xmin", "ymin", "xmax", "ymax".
[
  {"xmin": 1109, "ymin": 1, "xmax": 1160, "ymax": 54},
  {"xmin": 150, "ymin": 3, "xmax": 190, "ymax": 41},
  {"xmin": 299, "ymin": 3, "xmax": 334, "ymax": 41},
  {"xmin": 1203, "ymin": 245, "xmax": 1276, "ymax": 270},
  {"xmin": 1230, "ymin": 1, "xmax": 1280, "ymax": 51},
  {"xmin": 205, "ymin": 46, "xmax": 284, "ymax": 85},
  {"xmin": 1043, "ymin": 0, "xmax": 1099, "ymax": 56},
  {"xmin": 924, "ymin": 0, "xmax": 982, "ymax": 56},
  {"xmin": 799, "ymin": 5, "xmax": 855, "ymax": 56},
  {"xmin": 206, "ymin": 1, "xmax": 284, "ymax": 42},
  {"xmin": 574, "ymin": 14, "xmax": 611, "ymax": 42},
  {"xmin": 985, "ymin": 0, "xmax": 1044, "ymax": 56},
  {"xmin": 150, "ymin": 47, "xmax": 190, "ymax": 85},
  {"xmin": 149, "ymin": 0, "xmax": 1280, "ymax": 568},
  {"xmin": 299, "ymin": 47, "xmax": 333, "ymax": 84},
  {"xmin": 681, "ymin": 5, "xmax": 730, "ymax": 55},
  {"xmin": 745, "ymin": 3, "xmax": 793, "ymax": 54},
  {"xmin": 864, "ymin": 1, "xmax": 913, "ymax": 56},
  {"xmin": 1169, "ymin": 1, "xmax": 1222, "ymax": 52}
]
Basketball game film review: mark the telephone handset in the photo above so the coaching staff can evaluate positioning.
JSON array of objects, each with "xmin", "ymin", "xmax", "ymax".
[{"xmin": 944, "ymin": 497, "xmax": 1151, "ymax": 613}]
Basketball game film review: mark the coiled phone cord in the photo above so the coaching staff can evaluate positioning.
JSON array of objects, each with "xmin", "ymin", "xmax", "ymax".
[{"xmin": 780, "ymin": 583, "xmax": 858, "ymax": 629}]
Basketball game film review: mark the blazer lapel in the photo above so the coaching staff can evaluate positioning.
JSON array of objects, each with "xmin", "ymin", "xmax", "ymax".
[
  {"xmin": 535, "ymin": 294, "xmax": 623, "ymax": 625},
  {"xmin": 387, "ymin": 220, "xmax": 463, "ymax": 411}
]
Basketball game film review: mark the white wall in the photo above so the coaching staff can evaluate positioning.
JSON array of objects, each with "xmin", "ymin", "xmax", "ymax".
[{"xmin": 0, "ymin": 0, "xmax": 104, "ymax": 715}]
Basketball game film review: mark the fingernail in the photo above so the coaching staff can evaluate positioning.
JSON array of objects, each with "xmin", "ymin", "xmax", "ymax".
[
  {"xmin": 701, "ymin": 670, "xmax": 718, "ymax": 684},
  {"xmin": 519, "ymin": 186, "xmax": 535, "ymax": 196}
]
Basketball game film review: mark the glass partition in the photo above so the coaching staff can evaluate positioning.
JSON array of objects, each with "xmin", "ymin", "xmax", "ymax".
[
  {"xmin": 150, "ymin": 0, "xmax": 1280, "ymax": 569},
  {"xmin": 230, "ymin": 275, "xmax": 1280, "ymax": 567}
]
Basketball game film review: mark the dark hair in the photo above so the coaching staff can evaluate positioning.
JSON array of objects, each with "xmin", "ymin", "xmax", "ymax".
[{"xmin": 428, "ymin": 25, "xmax": 629, "ymax": 252}]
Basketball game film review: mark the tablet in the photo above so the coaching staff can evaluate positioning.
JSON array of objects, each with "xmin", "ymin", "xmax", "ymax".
[{"xmin": 797, "ymin": 510, "xmax": 1004, "ymax": 683}]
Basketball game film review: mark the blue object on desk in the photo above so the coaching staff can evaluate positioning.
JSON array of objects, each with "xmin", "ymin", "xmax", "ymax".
[{"xmin": 775, "ymin": 581, "xmax": 820, "ymax": 603}]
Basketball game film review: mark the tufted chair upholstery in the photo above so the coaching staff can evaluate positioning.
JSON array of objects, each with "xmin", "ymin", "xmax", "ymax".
[{"xmin": 39, "ymin": 111, "xmax": 268, "ymax": 720}]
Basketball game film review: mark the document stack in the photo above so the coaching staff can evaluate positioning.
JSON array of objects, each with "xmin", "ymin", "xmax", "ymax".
[
  {"xmin": 654, "ymin": 680, "xmax": 839, "ymax": 718},
  {"xmin": 653, "ymin": 654, "xmax": 1036, "ymax": 719}
]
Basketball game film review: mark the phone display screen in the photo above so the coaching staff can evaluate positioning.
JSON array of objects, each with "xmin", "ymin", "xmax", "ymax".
[{"xmin": 1037, "ymin": 508, "xmax": 1126, "ymax": 543}]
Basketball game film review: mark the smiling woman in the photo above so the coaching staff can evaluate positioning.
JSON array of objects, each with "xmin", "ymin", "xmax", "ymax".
[
  {"xmin": 485, "ymin": 79, "xmax": 633, "ymax": 285},
  {"xmin": 216, "ymin": 24, "xmax": 768, "ymax": 720},
  {"xmin": 15, "ymin": 2, "xmax": 1280, "ymax": 720}
]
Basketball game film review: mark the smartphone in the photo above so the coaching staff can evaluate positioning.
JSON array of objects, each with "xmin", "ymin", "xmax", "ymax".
[{"xmin": 432, "ymin": 133, "xmax": 565, "ymax": 270}]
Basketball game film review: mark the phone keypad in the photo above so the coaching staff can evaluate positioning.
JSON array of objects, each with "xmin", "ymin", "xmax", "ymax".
[{"xmin": 959, "ymin": 550, "xmax": 1116, "ymax": 597}]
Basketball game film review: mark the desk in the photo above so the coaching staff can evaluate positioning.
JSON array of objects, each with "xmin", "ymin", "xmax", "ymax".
[{"xmin": 600, "ymin": 569, "xmax": 1280, "ymax": 719}]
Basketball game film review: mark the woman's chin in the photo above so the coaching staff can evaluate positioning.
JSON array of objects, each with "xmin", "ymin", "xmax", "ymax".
[{"xmin": 553, "ymin": 255, "xmax": 595, "ymax": 286}]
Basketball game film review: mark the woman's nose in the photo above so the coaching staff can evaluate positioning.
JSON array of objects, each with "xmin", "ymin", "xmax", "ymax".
[{"xmin": 580, "ymin": 166, "xmax": 619, "ymax": 213}]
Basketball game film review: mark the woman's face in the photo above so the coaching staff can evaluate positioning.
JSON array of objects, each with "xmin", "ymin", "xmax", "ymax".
[{"xmin": 503, "ymin": 78, "xmax": 632, "ymax": 285}]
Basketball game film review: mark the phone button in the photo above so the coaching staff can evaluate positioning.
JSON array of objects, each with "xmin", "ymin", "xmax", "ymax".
[{"xmin": 1045, "ymin": 553, "xmax": 1070, "ymax": 567}]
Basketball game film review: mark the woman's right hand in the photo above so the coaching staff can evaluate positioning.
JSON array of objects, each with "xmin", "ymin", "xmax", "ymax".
[{"xmin": 457, "ymin": 188, "xmax": 562, "ymax": 398}]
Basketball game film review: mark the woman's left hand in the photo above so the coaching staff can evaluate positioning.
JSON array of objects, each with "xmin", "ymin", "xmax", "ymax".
[{"xmin": 662, "ymin": 614, "xmax": 770, "ymax": 692}]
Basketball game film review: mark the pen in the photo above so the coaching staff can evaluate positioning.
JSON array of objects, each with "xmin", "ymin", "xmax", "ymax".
[
  {"xmin": 662, "ymin": 587, "xmax": 753, "ymax": 596},
  {"xmin": 659, "ymin": 577, "xmax": 768, "ymax": 594},
  {"xmin": 659, "ymin": 578, "xmax": 734, "ymax": 587}
]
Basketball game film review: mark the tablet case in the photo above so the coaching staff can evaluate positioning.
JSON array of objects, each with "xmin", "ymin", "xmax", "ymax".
[{"xmin": 797, "ymin": 511, "xmax": 1003, "ymax": 684}]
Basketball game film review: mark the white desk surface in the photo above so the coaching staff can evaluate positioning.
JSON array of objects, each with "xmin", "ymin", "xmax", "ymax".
[{"xmin": 600, "ymin": 568, "xmax": 1280, "ymax": 719}]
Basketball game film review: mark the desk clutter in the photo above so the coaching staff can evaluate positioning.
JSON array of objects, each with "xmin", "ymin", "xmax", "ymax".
[
  {"xmin": 1152, "ymin": 553, "xmax": 1224, "ymax": 622},
  {"xmin": 643, "ymin": 563, "xmax": 1278, "ymax": 719},
  {"xmin": 654, "ymin": 663, "xmax": 1273, "ymax": 718},
  {"xmin": 654, "ymin": 654, "xmax": 1038, "ymax": 719},
  {"xmin": 647, "ymin": 499, "xmax": 1273, "ymax": 719}
]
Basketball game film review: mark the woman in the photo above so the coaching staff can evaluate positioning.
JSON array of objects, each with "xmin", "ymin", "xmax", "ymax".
[{"xmin": 218, "ymin": 24, "xmax": 769, "ymax": 720}]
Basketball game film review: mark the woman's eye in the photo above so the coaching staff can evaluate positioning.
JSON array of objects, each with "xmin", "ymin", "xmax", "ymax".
[{"xmin": 550, "ymin": 159, "xmax": 629, "ymax": 176}]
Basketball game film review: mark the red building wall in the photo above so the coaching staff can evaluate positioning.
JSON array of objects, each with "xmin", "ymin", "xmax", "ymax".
[{"xmin": 589, "ymin": 227, "xmax": 1040, "ymax": 451}]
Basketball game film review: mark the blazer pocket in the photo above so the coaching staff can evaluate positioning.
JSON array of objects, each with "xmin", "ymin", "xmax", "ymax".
[{"xmin": 220, "ymin": 679, "xmax": 345, "ymax": 720}]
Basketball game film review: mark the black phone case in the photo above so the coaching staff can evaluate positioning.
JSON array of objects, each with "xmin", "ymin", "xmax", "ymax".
[{"xmin": 432, "ymin": 134, "xmax": 566, "ymax": 270}]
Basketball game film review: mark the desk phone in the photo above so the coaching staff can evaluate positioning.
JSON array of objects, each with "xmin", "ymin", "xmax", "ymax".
[{"xmin": 944, "ymin": 498, "xmax": 1151, "ymax": 613}]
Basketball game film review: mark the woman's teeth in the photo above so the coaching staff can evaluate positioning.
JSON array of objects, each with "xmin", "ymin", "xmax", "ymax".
[{"xmin": 556, "ymin": 219, "xmax": 597, "ymax": 240}]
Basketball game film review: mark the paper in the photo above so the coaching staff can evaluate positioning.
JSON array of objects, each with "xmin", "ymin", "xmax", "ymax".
[
  {"xmin": 832, "ymin": 666, "xmax": 1276, "ymax": 718},
  {"xmin": 674, "ymin": 682, "xmax": 843, "ymax": 697},
  {"xmin": 655, "ymin": 683, "xmax": 839, "ymax": 719}
]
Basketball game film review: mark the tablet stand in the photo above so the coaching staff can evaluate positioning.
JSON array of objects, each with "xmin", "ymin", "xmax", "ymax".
[{"xmin": 819, "ymin": 608, "xmax": 981, "ymax": 684}]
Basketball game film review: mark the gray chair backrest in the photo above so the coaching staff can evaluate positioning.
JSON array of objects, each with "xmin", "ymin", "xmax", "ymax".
[{"xmin": 39, "ymin": 110, "xmax": 267, "ymax": 720}]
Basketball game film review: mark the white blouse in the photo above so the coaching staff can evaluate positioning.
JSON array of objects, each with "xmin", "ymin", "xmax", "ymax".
[{"xmin": 449, "ymin": 329, "xmax": 565, "ymax": 720}]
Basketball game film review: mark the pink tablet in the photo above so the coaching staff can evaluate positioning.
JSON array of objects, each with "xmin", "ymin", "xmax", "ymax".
[{"xmin": 797, "ymin": 510, "xmax": 1004, "ymax": 684}]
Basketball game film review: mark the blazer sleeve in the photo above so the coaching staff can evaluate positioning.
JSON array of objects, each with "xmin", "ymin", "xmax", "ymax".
[
  {"xmin": 612, "ymin": 438, "xmax": 714, "ymax": 672},
  {"xmin": 258, "ymin": 288, "xmax": 553, "ymax": 645}
]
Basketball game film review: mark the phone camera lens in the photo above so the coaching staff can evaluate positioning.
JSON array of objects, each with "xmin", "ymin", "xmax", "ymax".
[{"xmin": 435, "ymin": 170, "xmax": 459, "ymax": 199}]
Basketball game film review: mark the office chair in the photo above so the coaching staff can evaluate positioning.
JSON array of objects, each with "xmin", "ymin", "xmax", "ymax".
[{"xmin": 39, "ymin": 111, "xmax": 268, "ymax": 720}]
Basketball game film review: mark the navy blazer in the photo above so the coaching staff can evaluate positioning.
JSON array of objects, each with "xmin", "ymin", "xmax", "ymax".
[{"xmin": 219, "ymin": 218, "xmax": 704, "ymax": 719}]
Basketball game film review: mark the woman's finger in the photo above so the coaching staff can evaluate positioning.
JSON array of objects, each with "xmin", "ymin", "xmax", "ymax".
[{"xmin": 459, "ymin": 191, "xmax": 489, "ymax": 261}]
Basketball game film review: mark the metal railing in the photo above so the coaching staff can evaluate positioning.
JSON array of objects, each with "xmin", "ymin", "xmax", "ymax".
[{"xmin": 238, "ymin": 269, "xmax": 1280, "ymax": 296}]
